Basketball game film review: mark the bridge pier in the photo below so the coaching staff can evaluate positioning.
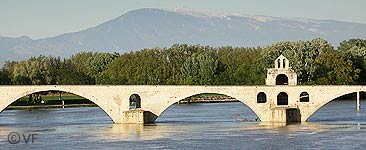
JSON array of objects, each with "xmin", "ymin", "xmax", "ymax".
[
  {"xmin": 271, "ymin": 108, "xmax": 301, "ymax": 123},
  {"xmin": 357, "ymin": 91, "xmax": 361, "ymax": 112},
  {"xmin": 122, "ymin": 110, "xmax": 157, "ymax": 124}
]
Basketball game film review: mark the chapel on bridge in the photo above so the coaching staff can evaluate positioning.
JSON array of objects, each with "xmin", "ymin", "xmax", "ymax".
[{"xmin": 265, "ymin": 55, "xmax": 297, "ymax": 85}]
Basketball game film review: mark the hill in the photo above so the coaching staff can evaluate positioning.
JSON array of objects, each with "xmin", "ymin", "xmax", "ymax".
[{"xmin": 1, "ymin": 8, "xmax": 366, "ymax": 65}]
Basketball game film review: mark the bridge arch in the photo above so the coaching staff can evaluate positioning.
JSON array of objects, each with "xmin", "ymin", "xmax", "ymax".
[
  {"xmin": 276, "ymin": 74, "xmax": 288, "ymax": 85},
  {"xmin": 304, "ymin": 90, "xmax": 366, "ymax": 121},
  {"xmin": 0, "ymin": 88, "xmax": 117, "ymax": 123},
  {"xmin": 153, "ymin": 92, "xmax": 263, "ymax": 122}
]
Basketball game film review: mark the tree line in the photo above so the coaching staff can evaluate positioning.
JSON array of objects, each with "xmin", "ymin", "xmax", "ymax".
[{"xmin": 0, "ymin": 38, "xmax": 365, "ymax": 85}]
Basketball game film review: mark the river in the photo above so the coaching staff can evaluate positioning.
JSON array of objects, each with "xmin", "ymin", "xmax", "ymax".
[{"xmin": 0, "ymin": 100, "xmax": 366, "ymax": 149}]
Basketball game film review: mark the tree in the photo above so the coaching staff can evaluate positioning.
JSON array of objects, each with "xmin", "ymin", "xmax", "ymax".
[
  {"xmin": 181, "ymin": 50, "xmax": 218, "ymax": 85},
  {"xmin": 164, "ymin": 44, "xmax": 207, "ymax": 84},
  {"xmin": 312, "ymin": 50, "xmax": 359, "ymax": 85},
  {"xmin": 10, "ymin": 55, "xmax": 63, "ymax": 85},
  {"xmin": 70, "ymin": 52, "xmax": 94, "ymax": 74},
  {"xmin": 214, "ymin": 46, "xmax": 263, "ymax": 85},
  {"xmin": 0, "ymin": 70, "xmax": 11, "ymax": 85},
  {"xmin": 12, "ymin": 56, "xmax": 47, "ymax": 85},
  {"xmin": 2, "ymin": 61, "xmax": 17, "ymax": 84},
  {"xmin": 104, "ymin": 52, "xmax": 134, "ymax": 85},
  {"xmin": 2, "ymin": 39, "xmax": 365, "ymax": 86},
  {"xmin": 338, "ymin": 38, "xmax": 366, "ymax": 84},
  {"xmin": 53, "ymin": 59, "xmax": 95, "ymax": 85},
  {"xmin": 86, "ymin": 52, "xmax": 119, "ymax": 84}
]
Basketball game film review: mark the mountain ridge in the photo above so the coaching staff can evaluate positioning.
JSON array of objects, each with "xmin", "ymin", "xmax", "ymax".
[{"xmin": 1, "ymin": 8, "xmax": 366, "ymax": 65}]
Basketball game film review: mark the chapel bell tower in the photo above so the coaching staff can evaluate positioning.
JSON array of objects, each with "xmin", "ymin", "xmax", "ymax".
[{"xmin": 265, "ymin": 55, "xmax": 297, "ymax": 85}]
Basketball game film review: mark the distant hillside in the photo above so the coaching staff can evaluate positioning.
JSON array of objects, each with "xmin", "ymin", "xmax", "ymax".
[{"xmin": 1, "ymin": 8, "xmax": 366, "ymax": 65}]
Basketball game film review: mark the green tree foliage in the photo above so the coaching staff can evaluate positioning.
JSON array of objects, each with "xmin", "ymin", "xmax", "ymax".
[
  {"xmin": 0, "ymin": 61, "xmax": 15, "ymax": 85},
  {"xmin": 0, "ymin": 70, "xmax": 11, "ymax": 85},
  {"xmin": 338, "ymin": 38, "xmax": 366, "ymax": 84},
  {"xmin": 6, "ymin": 54, "xmax": 95, "ymax": 85},
  {"xmin": 103, "ymin": 52, "xmax": 134, "ymax": 84},
  {"xmin": 1, "ymin": 38, "xmax": 366, "ymax": 85},
  {"xmin": 131, "ymin": 48, "xmax": 168, "ymax": 85},
  {"xmin": 165, "ymin": 44, "xmax": 208, "ymax": 84},
  {"xmin": 181, "ymin": 50, "xmax": 218, "ymax": 85},
  {"xmin": 2, "ymin": 61, "xmax": 17, "ymax": 83},
  {"xmin": 215, "ymin": 46, "xmax": 263, "ymax": 85},
  {"xmin": 54, "ymin": 59, "xmax": 95, "ymax": 85},
  {"xmin": 12, "ymin": 55, "xmax": 54, "ymax": 85},
  {"xmin": 85, "ymin": 52, "xmax": 119, "ymax": 84},
  {"xmin": 103, "ymin": 49, "xmax": 165, "ymax": 85},
  {"xmin": 70, "ymin": 52, "xmax": 94, "ymax": 74},
  {"xmin": 312, "ymin": 50, "xmax": 359, "ymax": 84},
  {"xmin": 104, "ymin": 44, "xmax": 217, "ymax": 85}
]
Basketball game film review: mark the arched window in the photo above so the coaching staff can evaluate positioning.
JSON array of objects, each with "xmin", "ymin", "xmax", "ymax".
[
  {"xmin": 283, "ymin": 59, "xmax": 286, "ymax": 68},
  {"xmin": 277, "ymin": 59, "xmax": 281, "ymax": 68},
  {"xmin": 257, "ymin": 92, "xmax": 267, "ymax": 103},
  {"xmin": 300, "ymin": 92, "xmax": 309, "ymax": 102},
  {"xmin": 277, "ymin": 92, "xmax": 288, "ymax": 105},
  {"xmin": 276, "ymin": 74, "xmax": 288, "ymax": 85},
  {"xmin": 129, "ymin": 94, "xmax": 141, "ymax": 109}
]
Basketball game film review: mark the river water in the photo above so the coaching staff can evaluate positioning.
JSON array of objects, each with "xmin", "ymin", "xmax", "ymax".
[{"xmin": 1, "ymin": 100, "xmax": 366, "ymax": 149}]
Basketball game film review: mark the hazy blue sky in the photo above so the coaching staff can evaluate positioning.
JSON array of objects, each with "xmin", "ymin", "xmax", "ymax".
[{"xmin": 1, "ymin": 0, "xmax": 365, "ymax": 39}]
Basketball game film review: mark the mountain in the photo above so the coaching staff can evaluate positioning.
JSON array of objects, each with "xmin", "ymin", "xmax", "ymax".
[{"xmin": 1, "ymin": 8, "xmax": 366, "ymax": 65}]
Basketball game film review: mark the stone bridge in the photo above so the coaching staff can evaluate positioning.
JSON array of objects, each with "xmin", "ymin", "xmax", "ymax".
[
  {"xmin": 0, "ymin": 85, "xmax": 364, "ymax": 124},
  {"xmin": 0, "ymin": 55, "xmax": 363, "ymax": 124}
]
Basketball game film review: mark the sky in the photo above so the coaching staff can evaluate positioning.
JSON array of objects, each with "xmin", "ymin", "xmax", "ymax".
[{"xmin": 1, "ymin": 0, "xmax": 365, "ymax": 39}]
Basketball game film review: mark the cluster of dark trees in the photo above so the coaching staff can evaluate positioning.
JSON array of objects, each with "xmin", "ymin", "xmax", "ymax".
[{"xmin": 1, "ymin": 38, "xmax": 366, "ymax": 85}]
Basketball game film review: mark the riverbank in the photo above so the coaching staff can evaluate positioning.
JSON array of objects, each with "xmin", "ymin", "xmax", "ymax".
[
  {"xmin": 6, "ymin": 104, "xmax": 97, "ymax": 110},
  {"xmin": 178, "ymin": 94, "xmax": 238, "ymax": 104},
  {"xmin": 7, "ymin": 94, "xmax": 96, "ymax": 110}
]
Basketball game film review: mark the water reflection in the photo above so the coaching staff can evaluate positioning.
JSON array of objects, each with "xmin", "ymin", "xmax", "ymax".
[
  {"xmin": 0, "ymin": 126, "xmax": 13, "ymax": 137},
  {"xmin": 308, "ymin": 100, "xmax": 366, "ymax": 123},
  {"xmin": 96, "ymin": 124, "xmax": 178, "ymax": 141},
  {"xmin": 1, "ymin": 101, "xmax": 366, "ymax": 149},
  {"xmin": 240, "ymin": 122, "xmax": 328, "ymax": 134},
  {"xmin": 157, "ymin": 102, "xmax": 259, "ymax": 123}
]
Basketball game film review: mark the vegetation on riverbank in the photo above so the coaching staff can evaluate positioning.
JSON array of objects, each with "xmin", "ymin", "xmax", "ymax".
[
  {"xmin": 0, "ymin": 38, "xmax": 366, "ymax": 86},
  {"xmin": 6, "ymin": 104, "xmax": 97, "ymax": 110},
  {"xmin": 178, "ymin": 93, "xmax": 237, "ymax": 104},
  {"xmin": 7, "ymin": 93, "xmax": 94, "ymax": 109}
]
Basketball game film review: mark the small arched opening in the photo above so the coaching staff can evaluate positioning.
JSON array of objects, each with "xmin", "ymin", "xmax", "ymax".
[
  {"xmin": 300, "ymin": 92, "xmax": 310, "ymax": 102},
  {"xmin": 277, "ymin": 92, "xmax": 288, "ymax": 105},
  {"xmin": 276, "ymin": 74, "xmax": 289, "ymax": 85},
  {"xmin": 129, "ymin": 94, "xmax": 141, "ymax": 109},
  {"xmin": 257, "ymin": 92, "xmax": 267, "ymax": 103}
]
